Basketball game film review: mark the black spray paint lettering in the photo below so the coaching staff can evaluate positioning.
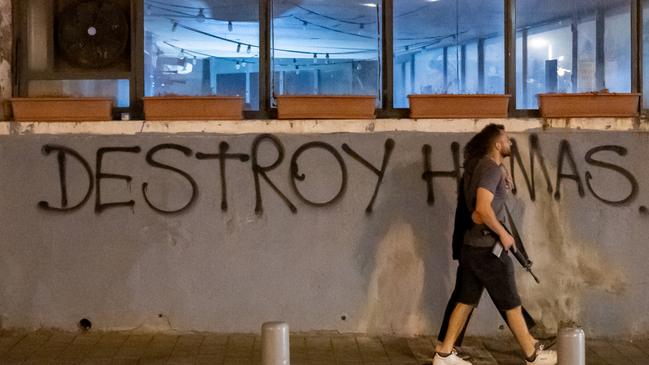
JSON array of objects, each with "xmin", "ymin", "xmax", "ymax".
[
  {"xmin": 195, "ymin": 142, "xmax": 250, "ymax": 211},
  {"xmin": 37, "ymin": 135, "xmax": 644, "ymax": 215},
  {"xmin": 554, "ymin": 139, "xmax": 586, "ymax": 200},
  {"xmin": 142, "ymin": 144, "xmax": 198, "ymax": 215},
  {"xmin": 508, "ymin": 136, "xmax": 640, "ymax": 207},
  {"xmin": 584, "ymin": 145, "xmax": 638, "ymax": 206},
  {"xmin": 421, "ymin": 142, "xmax": 461, "ymax": 205},
  {"xmin": 509, "ymin": 135, "xmax": 553, "ymax": 201},
  {"xmin": 342, "ymin": 138, "xmax": 395, "ymax": 214},
  {"xmin": 95, "ymin": 147, "xmax": 141, "ymax": 213},
  {"xmin": 290, "ymin": 141, "xmax": 348, "ymax": 207},
  {"xmin": 251, "ymin": 134, "xmax": 297, "ymax": 215},
  {"xmin": 38, "ymin": 144, "xmax": 94, "ymax": 212}
]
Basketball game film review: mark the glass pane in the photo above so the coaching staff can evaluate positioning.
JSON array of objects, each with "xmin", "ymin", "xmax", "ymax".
[
  {"xmin": 415, "ymin": 49, "xmax": 444, "ymax": 94},
  {"xmin": 144, "ymin": 0, "xmax": 260, "ymax": 110},
  {"xmin": 577, "ymin": 20, "xmax": 597, "ymax": 92},
  {"xmin": 393, "ymin": 0, "xmax": 504, "ymax": 108},
  {"xmin": 644, "ymin": 0, "xmax": 649, "ymax": 108},
  {"xmin": 605, "ymin": 11, "xmax": 631, "ymax": 93},
  {"xmin": 271, "ymin": 0, "xmax": 382, "ymax": 105},
  {"xmin": 516, "ymin": 0, "xmax": 631, "ymax": 109},
  {"xmin": 26, "ymin": 0, "xmax": 54, "ymax": 72},
  {"xmin": 484, "ymin": 38, "xmax": 505, "ymax": 94},
  {"xmin": 27, "ymin": 80, "xmax": 130, "ymax": 107}
]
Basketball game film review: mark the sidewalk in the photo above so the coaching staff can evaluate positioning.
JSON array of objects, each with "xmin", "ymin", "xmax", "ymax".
[{"xmin": 0, "ymin": 329, "xmax": 648, "ymax": 365}]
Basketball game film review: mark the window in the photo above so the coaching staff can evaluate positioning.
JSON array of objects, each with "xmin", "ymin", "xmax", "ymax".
[
  {"xmin": 143, "ymin": 0, "xmax": 260, "ymax": 110},
  {"xmin": 644, "ymin": 0, "xmax": 649, "ymax": 109},
  {"xmin": 271, "ymin": 0, "xmax": 382, "ymax": 105},
  {"xmin": 393, "ymin": 0, "xmax": 504, "ymax": 108},
  {"xmin": 516, "ymin": 0, "xmax": 632, "ymax": 109},
  {"xmin": 13, "ymin": 0, "xmax": 644, "ymax": 118},
  {"xmin": 17, "ymin": 0, "xmax": 133, "ymax": 109}
]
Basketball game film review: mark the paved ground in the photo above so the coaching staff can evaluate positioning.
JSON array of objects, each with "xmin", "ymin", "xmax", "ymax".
[{"xmin": 0, "ymin": 330, "xmax": 648, "ymax": 365}]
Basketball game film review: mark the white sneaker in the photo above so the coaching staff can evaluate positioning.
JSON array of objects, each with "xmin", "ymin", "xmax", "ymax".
[
  {"xmin": 526, "ymin": 349, "xmax": 557, "ymax": 365},
  {"xmin": 432, "ymin": 352, "xmax": 472, "ymax": 365}
]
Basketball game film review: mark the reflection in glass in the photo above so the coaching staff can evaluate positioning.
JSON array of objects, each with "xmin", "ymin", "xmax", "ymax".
[
  {"xmin": 516, "ymin": 0, "xmax": 631, "ymax": 109},
  {"xmin": 393, "ymin": 0, "xmax": 504, "ymax": 108},
  {"xmin": 28, "ymin": 80, "xmax": 130, "ymax": 107},
  {"xmin": 144, "ymin": 0, "xmax": 260, "ymax": 110},
  {"xmin": 644, "ymin": 0, "xmax": 649, "ymax": 108},
  {"xmin": 271, "ymin": 0, "xmax": 381, "ymax": 105}
]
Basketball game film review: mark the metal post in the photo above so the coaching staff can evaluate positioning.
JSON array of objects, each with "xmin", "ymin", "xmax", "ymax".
[
  {"xmin": 443, "ymin": 47, "xmax": 449, "ymax": 92},
  {"xmin": 505, "ymin": 0, "xmax": 516, "ymax": 110},
  {"xmin": 478, "ymin": 38, "xmax": 485, "ymax": 93},
  {"xmin": 632, "ymin": 0, "xmax": 643, "ymax": 112},
  {"xmin": 571, "ymin": 18, "xmax": 579, "ymax": 93},
  {"xmin": 262, "ymin": 322, "xmax": 290, "ymax": 365},
  {"xmin": 595, "ymin": 9, "xmax": 605, "ymax": 90},
  {"xmin": 558, "ymin": 327, "xmax": 585, "ymax": 365}
]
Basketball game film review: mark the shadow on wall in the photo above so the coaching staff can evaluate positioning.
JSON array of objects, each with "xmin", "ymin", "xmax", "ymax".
[
  {"xmin": 354, "ymin": 157, "xmax": 456, "ymax": 336},
  {"xmin": 509, "ymin": 135, "xmax": 627, "ymax": 334}
]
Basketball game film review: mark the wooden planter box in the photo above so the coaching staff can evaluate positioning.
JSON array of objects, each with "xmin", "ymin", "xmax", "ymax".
[
  {"xmin": 538, "ymin": 93, "xmax": 640, "ymax": 118},
  {"xmin": 276, "ymin": 95, "xmax": 376, "ymax": 119},
  {"xmin": 11, "ymin": 97, "xmax": 113, "ymax": 121},
  {"xmin": 143, "ymin": 96, "xmax": 244, "ymax": 120},
  {"xmin": 408, "ymin": 94, "xmax": 511, "ymax": 118}
]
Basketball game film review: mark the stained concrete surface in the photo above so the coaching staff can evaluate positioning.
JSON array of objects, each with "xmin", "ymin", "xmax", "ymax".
[
  {"xmin": 1, "ymin": 131, "xmax": 649, "ymax": 337},
  {"xmin": 0, "ymin": 330, "xmax": 648, "ymax": 365}
]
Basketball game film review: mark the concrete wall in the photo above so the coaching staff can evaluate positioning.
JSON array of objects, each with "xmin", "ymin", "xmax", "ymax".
[{"xmin": 0, "ymin": 121, "xmax": 648, "ymax": 338}]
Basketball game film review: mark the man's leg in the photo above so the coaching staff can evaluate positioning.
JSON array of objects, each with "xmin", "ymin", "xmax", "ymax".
[
  {"xmin": 499, "ymin": 306, "xmax": 536, "ymax": 330},
  {"xmin": 505, "ymin": 306, "xmax": 536, "ymax": 358},
  {"xmin": 501, "ymin": 307, "xmax": 542, "ymax": 350},
  {"xmin": 437, "ymin": 303, "xmax": 474, "ymax": 354},
  {"xmin": 437, "ymin": 295, "xmax": 474, "ymax": 352},
  {"xmin": 436, "ymin": 266, "xmax": 475, "ymax": 350}
]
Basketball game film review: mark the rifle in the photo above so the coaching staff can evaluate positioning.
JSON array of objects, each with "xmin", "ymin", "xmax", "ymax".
[{"xmin": 492, "ymin": 205, "xmax": 541, "ymax": 284}]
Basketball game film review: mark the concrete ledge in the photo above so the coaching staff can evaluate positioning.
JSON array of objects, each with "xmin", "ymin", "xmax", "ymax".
[{"xmin": 0, "ymin": 117, "xmax": 646, "ymax": 135}]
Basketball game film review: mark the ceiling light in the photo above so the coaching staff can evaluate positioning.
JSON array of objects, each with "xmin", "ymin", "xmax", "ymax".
[
  {"xmin": 530, "ymin": 38, "xmax": 548, "ymax": 48},
  {"xmin": 196, "ymin": 8, "xmax": 206, "ymax": 23}
]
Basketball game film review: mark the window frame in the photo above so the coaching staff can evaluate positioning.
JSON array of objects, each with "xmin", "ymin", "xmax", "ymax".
[{"xmin": 10, "ymin": 0, "xmax": 644, "ymax": 119}]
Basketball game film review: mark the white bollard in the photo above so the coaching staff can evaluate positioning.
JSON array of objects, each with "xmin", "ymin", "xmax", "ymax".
[
  {"xmin": 262, "ymin": 322, "xmax": 290, "ymax": 365},
  {"xmin": 558, "ymin": 327, "xmax": 585, "ymax": 365}
]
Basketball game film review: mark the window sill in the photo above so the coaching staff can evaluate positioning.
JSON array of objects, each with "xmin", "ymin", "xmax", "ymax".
[{"xmin": 0, "ymin": 117, "xmax": 645, "ymax": 136}]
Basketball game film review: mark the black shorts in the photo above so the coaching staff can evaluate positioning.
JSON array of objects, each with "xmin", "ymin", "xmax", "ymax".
[{"xmin": 455, "ymin": 245, "xmax": 522, "ymax": 311}]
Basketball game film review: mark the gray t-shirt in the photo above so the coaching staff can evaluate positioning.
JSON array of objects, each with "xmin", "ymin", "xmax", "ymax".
[{"xmin": 463, "ymin": 156, "xmax": 511, "ymax": 247}]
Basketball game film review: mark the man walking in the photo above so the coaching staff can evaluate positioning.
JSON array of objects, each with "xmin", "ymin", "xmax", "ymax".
[{"xmin": 433, "ymin": 124, "xmax": 556, "ymax": 365}]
